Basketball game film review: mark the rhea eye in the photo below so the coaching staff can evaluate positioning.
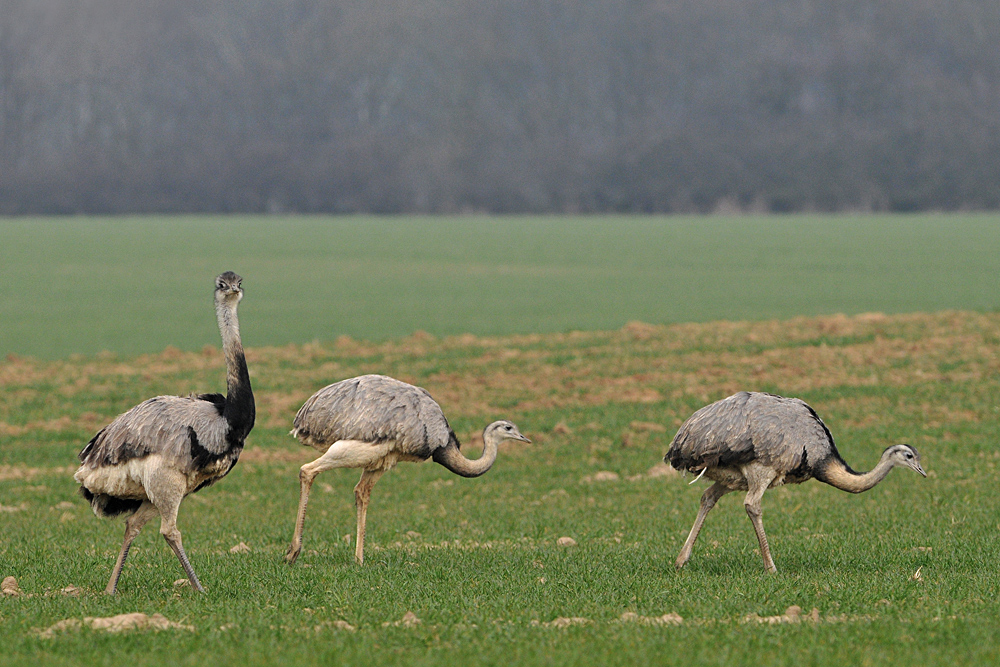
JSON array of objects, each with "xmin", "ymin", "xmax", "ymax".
[
  {"xmin": 504, "ymin": 425, "xmax": 512, "ymax": 430},
  {"xmin": 905, "ymin": 453, "xmax": 913, "ymax": 459}
]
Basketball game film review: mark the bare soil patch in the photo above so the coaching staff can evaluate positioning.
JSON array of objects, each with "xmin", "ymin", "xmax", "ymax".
[
  {"xmin": 4, "ymin": 310, "xmax": 998, "ymax": 438},
  {"xmin": 36, "ymin": 613, "xmax": 194, "ymax": 638}
]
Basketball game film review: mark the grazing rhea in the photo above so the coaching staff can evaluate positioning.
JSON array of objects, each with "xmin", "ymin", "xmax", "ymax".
[
  {"xmin": 666, "ymin": 391, "xmax": 926, "ymax": 573},
  {"xmin": 74, "ymin": 272, "xmax": 254, "ymax": 594},
  {"xmin": 285, "ymin": 374, "xmax": 530, "ymax": 565}
]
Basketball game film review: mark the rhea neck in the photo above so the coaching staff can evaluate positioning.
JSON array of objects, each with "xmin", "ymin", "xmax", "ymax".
[
  {"xmin": 432, "ymin": 428, "xmax": 500, "ymax": 478},
  {"xmin": 215, "ymin": 294, "xmax": 254, "ymax": 439},
  {"xmin": 817, "ymin": 449, "xmax": 897, "ymax": 494}
]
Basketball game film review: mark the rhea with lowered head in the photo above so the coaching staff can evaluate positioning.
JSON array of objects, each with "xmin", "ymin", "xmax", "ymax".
[
  {"xmin": 666, "ymin": 391, "xmax": 926, "ymax": 573},
  {"xmin": 285, "ymin": 374, "xmax": 530, "ymax": 565},
  {"xmin": 75, "ymin": 272, "xmax": 254, "ymax": 594}
]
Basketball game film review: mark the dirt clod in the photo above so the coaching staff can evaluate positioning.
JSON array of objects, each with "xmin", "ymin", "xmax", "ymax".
[
  {"xmin": 383, "ymin": 611, "xmax": 421, "ymax": 628},
  {"xmin": 328, "ymin": 620, "xmax": 357, "ymax": 632},
  {"xmin": 531, "ymin": 616, "xmax": 591, "ymax": 629},
  {"xmin": 229, "ymin": 542, "xmax": 251, "ymax": 554},
  {"xmin": 742, "ymin": 605, "xmax": 820, "ymax": 624},
  {"xmin": 36, "ymin": 613, "xmax": 194, "ymax": 638},
  {"xmin": 618, "ymin": 612, "xmax": 683, "ymax": 626},
  {"xmin": 2, "ymin": 576, "xmax": 22, "ymax": 596}
]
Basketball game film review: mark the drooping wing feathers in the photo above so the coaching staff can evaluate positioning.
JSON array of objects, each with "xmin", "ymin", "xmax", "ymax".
[
  {"xmin": 292, "ymin": 375, "xmax": 453, "ymax": 459},
  {"xmin": 667, "ymin": 392, "xmax": 756, "ymax": 471},
  {"xmin": 666, "ymin": 392, "xmax": 836, "ymax": 474},
  {"xmin": 79, "ymin": 395, "xmax": 230, "ymax": 470}
]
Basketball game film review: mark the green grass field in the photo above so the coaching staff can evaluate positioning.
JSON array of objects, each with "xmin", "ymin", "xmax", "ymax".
[
  {"xmin": 2, "ymin": 216, "xmax": 1000, "ymax": 665},
  {"xmin": 2, "ymin": 214, "xmax": 1000, "ymax": 358}
]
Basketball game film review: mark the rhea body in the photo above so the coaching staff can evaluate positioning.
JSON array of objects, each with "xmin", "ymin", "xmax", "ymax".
[
  {"xmin": 285, "ymin": 374, "xmax": 529, "ymax": 565},
  {"xmin": 74, "ymin": 272, "xmax": 254, "ymax": 594},
  {"xmin": 665, "ymin": 391, "xmax": 926, "ymax": 573}
]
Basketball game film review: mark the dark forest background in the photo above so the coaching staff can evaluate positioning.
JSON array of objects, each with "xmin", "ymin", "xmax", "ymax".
[{"xmin": 2, "ymin": 0, "xmax": 998, "ymax": 214}]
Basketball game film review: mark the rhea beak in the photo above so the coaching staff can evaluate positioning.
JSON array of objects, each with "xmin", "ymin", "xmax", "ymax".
[
  {"xmin": 511, "ymin": 432, "xmax": 531, "ymax": 444},
  {"xmin": 913, "ymin": 462, "xmax": 927, "ymax": 477}
]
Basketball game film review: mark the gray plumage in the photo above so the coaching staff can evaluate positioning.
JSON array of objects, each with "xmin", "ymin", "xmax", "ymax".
[
  {"xmin": 74, "ymin": 271, "xmax": 254, "ymax": 594},
  {"xmin": 665, "ymin": 391, "xmax": 926, "ymax": 572},
  {"xmin": 667, "ymin": 392, "xmax": 834, "ymax": 484},
  {"xmin": 285, "ymin": 374, "xmax": 530, "ymax": 565},
  {"xmin": 80, "ymin": 394, "xmax": 231, "ymax": 470},
  {"xmin": 291, "ymin": 375, "xmax": 454, "ymax": 461}
]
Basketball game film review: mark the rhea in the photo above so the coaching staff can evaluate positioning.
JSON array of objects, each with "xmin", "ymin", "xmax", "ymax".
[
  {"xmin": 665, "ymin": 391, "xmax": 926, "ymax": 573},
  {"xmin": 285, "ymin": 374, "xmax": 530, "ymax": 565},
  {"xmin": 74, "ymin": 272, "xmax": 254, "ymax": 594}
]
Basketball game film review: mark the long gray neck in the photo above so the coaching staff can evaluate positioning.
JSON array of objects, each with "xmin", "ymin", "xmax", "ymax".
[
  {"xmin": 216, "ymin": 297, "xmax": 254, "ymax": 440},
  {"xmin": 432, "ymin": 429, "xmax": 499, "ymax": 478},
  {"xmin": 817, "ymin": 450, "xmax": 895, "ymax": 494}
]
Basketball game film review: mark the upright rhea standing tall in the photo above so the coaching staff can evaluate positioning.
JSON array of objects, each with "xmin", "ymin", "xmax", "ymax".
[
  {"xmin": 665, "ymin": 391, "xmax": 926, "ymax": 573},
  {"xmin": 285, "ymin": 374, "xmax": 530, "ymax": 565},
  {"xmin": 75, "ymin": 272, "xmax": 255, "ymax": 594}
]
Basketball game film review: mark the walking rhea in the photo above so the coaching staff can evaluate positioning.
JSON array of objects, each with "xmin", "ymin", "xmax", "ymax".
[
  {"xmin": 75, "ymin": 272, "xmax": 255, "ymax": 593},
  {"xmin": 285, "ymin": 374, "xmax": 529, "ymax": 565},
  {"xmin": 666, "ymin": 391, "xmax": 925, "ymax": 572}
]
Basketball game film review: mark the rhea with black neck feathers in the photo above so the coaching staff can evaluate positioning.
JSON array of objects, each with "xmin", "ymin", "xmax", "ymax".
[
  {"xmin": 74, "ymin": 272, "xmax": 255, "ymax": 594},
  {"xmin": 665, "ymin": 391, "xmax": 926, "ymax": 573}
]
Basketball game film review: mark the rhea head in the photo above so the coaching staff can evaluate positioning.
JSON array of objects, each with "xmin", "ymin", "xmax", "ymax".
[
  {"xmin": 215, "ymin": 271, "xmax": 244, "ymax": 304},
  {"xmin": 885, "ymin": 444, "xmax": 926, "ymax": 477},
  {"xmin": 484, "ymin": 420, "xmax": 531, "ymax": 444}
]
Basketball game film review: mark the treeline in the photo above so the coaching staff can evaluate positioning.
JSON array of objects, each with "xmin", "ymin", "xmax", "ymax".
[{"xmin": 1, "ymin": 0, "xmax": 998, "ymax": 214}]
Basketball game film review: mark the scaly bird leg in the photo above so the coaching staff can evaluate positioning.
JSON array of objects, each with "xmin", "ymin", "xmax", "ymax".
[
  {"xmin": 105, "ymin": 501, "xmax": 158, "ymax": 595},
  {"xmin": 286, "ymin": 440, "xmax": 366, "ymax": 564},
  {"xmin": 676, "ymin": 482, "xmax": 731, "ymax": 569},
  {"xmin": 286, "ymin": 464, "xmax": 319, "ymax": 565},
  {"xmin": 158, "ymin": 506, "xmax": 204, "ymax": 592},
  {"xmin": 162, "ymin": 524, "xmax": 204, "ymax": 593},
  {"xmin": 354, "ymin": 469, "xmax": 384, "ymax": 565},
  {"xmin": 742, "ymin": 466, "xmax": 779, "ymax": 573}
]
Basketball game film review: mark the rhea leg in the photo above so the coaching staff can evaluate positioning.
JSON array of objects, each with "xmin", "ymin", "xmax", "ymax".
[
  {"xmin": 675, "ymin": 482, "xmax": 731, "ymax": 569},
  {"xmin": 742, "ymin": 466, "xmax": 779, "ymax": 573},
  {"xmin": 146, "ymin": 472, "xmax": 204, "ymax": 592},
  {"xmin": 160, "ymin": 511, "xmax": 204, "ymax": 592},
  {"xmin": 286, "ymin": 439, "xmax": 372, "ymax": 565},
  {"xmin": 353, "ymin": 469, "xmax": 384, "ymax": 565},
  {"xmin": 105, "ymin": 501, "xmax": 158, "ymax": 595}
]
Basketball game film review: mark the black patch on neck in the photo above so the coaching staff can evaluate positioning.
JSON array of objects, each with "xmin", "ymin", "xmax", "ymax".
[
  {"xmin": 799, "ymin": 400, "xmax": 857, "ymax": 475},
  {"xmin": 785, "ymin": 447, "xmax": 813, "ymax": 483},
  {"xmin": 223, "ymin": 352, "xmax": 255, "ymax": 447},
  {"xmin": 197, "ymin": 393, "xmax": 226, "ymax": 416}
]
